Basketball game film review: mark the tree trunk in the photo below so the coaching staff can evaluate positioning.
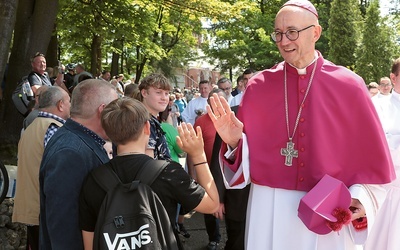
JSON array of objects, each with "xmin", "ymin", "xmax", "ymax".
[
  {"xmin": 111, "ymin": 52, "xmax": 119, "ymax": 78},
  {"xmin": 135, "ymin": 45, "xmax": 147, "ymax": 82},
  {"xmin": 90, "ymin": 34, "xmax": 102, "ymax": 77},
  {"xmin": 0, "ymin": 0, "xmax": 59, "ymax": 146},
  {"xmin": 0, "ymin": 0, "xmax": 18, "ymax": 96},
  {"xmin": 47, "ymin": 27, "xmax": 59, "ymax": 68}
]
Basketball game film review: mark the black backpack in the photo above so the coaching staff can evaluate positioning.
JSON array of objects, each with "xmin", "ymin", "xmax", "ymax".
[
  {"xmin": 92, "ymin": 159, "xmax": 179, "ymax": 250},
  {"xmin": 12, "ymin": 76, "xmax": 35, "ymax": 117}
]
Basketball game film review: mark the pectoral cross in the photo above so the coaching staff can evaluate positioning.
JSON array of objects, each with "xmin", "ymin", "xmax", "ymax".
[{"xmin": 280, "ymin": 140, "xmax": 298, "ymax": 166}]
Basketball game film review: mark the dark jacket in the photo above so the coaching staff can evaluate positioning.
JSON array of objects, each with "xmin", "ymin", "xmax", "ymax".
[{"xmin": 39, "ymin": 119, "xmax": 109, "ymax": 250}]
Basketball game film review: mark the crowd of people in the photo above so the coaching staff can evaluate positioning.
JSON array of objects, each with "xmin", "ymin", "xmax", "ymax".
[{"xmin": 9, "ymin": 0, "xmax": 400, "ymax": 250}]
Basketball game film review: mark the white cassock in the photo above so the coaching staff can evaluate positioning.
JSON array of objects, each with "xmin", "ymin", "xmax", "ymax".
[
  {"xmin": 365, "ymin": 91, "xmax": 400, "ymax": 250},
  {"xmin": 220, "ymin": 134, "xmax": 386, "ymax": 250}
]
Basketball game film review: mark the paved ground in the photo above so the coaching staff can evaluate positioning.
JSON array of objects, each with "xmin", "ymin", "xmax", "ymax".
[
  {"xmin": 176, "ymin": 157, "xmax": 227, "ymax": 249},
  {"xmin": 179, "ymin": 211, "xmax": 227, "ymax": 250}
]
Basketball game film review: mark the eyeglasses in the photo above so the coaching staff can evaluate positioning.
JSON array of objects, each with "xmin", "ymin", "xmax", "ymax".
[
  {"xmin": 270, "ymin": 25, "xmax": 315, "ymax": 43},
  {"xmin": 380, "ymin": 83, "xmax": 392, "ymax": 87},
  {"xmin": 220, "ymin": 87, "xmax": 232, "ymax": 91}
]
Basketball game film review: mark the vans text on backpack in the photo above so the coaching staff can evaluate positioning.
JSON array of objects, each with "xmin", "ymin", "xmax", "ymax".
[{"xmin": 92, "ymin": 159, "xmax": 179, "ymax": 250}]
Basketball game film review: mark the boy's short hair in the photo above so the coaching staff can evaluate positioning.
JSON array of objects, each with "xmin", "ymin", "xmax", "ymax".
[
  {"xmin": 101, "ymin": 97, "xmax": 150, "ymax": 145},
  {"xmin": 136, "ymin": 73, "xmax": 171, "ymax": 102}
]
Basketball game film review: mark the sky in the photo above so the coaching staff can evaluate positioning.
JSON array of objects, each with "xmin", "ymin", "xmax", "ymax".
[{"xmin": 379, "ymin": 0, "xmax": 394, "ymax": 15}]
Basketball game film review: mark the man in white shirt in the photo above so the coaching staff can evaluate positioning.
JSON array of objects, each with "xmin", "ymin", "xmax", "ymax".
[
  {"xmin": 372, "ymin": 77, "xmax": 392, "ymax": 100},
  {"xmin": 181, "ymin": 80, "xmax": 211, "ymax": 125},
  {"xmin": 366, "ymin": 58, "xmax": 400, "ymax": 250}
]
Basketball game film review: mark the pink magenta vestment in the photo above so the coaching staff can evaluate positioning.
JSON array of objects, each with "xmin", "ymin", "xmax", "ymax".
[{"xmin": 222, "ymin": 53, "xmax": 395, "ymax": 191}]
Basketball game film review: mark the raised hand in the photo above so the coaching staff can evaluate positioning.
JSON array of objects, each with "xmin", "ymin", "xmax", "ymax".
[
  {"xmin": 176, "ymin": 122, "xmax": 205, "ymax": 158},
  {"xmin": 206, "ymin": 93, "xmax": 243, "ymax": 149}
]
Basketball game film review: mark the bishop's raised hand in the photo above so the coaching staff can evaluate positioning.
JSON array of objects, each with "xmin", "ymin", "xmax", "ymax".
[{"xmin": 207, "ymin": 93, "xmax": 243, "ymax": 149}]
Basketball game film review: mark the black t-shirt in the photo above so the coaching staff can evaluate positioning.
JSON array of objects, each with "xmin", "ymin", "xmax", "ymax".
[{"xmin": 79, "ymin": 154, "xmax": 205, "ymax": 232}]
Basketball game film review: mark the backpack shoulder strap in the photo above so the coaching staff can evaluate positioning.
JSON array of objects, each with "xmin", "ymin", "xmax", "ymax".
[
  {"xmin": 91, "ymin": 161, "xmax": 121, "ymax": 192},
  {"xmin": 92, "ymin": 159, "xmax": 169, "ymax": 192},
  {"xmin": 136, "ymin": 159, "xmax": 169, "ymax": 186}
]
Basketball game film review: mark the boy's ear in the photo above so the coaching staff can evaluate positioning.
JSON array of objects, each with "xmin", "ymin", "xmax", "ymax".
[{"xmin": 144, "ymin": 121, "xmax": 150, "ymax": 135}]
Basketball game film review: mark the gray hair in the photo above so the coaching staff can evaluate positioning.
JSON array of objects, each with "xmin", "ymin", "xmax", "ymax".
[
  {"xmin": 70, "ymin": 79, "xmax": 117, "ymax": 118},
  {"xmin": 217, "ymin": 77, "xmax": 232, "ymax": 87},
  {"xmin": 39, "ymin": 86, "xmax": 65, "ymax": 109}
]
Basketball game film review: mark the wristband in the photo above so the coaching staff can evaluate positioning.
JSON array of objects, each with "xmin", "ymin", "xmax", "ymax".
[{"xmin": 193, "ymin": 161, "xmax": 207, "ymax": 167}]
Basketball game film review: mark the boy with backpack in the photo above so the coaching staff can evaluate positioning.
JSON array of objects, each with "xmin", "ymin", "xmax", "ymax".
[{"xmin": 79, "ymin": 98, "xmax": 219, "ymax": 249}]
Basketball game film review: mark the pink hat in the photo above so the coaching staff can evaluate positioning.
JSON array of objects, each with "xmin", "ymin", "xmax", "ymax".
[
  {"xmin": 282, "ymin": 0, "xmax": 319, "ymax": 18},
  {"xmin": 298, "ymin": 174, "xmax": 352, "ymax": 235}
]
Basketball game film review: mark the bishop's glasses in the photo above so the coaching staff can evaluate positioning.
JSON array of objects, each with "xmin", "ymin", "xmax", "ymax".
[{"xmin": 271, "ymin": 25, "xmax": 315, "ymax": 43}]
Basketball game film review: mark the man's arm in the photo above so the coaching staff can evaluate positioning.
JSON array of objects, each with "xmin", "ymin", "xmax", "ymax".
[
  {"xmin": 41, "ymin": 151, "xmax": 88, "ymax": 249},
  {"xmin": 177, "ymin": 123, "xmax": 219, "ymax": 214}
]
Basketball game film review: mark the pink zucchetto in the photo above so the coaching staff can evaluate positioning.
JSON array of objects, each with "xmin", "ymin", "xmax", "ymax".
[{"xmin": 282, "ymin": 0, "xmax": 319, "ymax": 18}]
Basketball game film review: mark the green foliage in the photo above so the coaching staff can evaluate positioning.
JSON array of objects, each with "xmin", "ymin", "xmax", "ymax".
[
  {"xmin": 313, "ymin": 0, "xmax": 332, "ymax": 57},
  {"xmin": 201, "ymin": 0, "xmax": 281, "ymax": 76},
  {"xmin": 57, "ymin": 0, "xmax": 220, "ymax": 80},
  {"xmin": 55, "ymin": 0, "xmax": 399, "ymax": 81},
  {"xmin": 355, "ymin": 0, "xmax": 399, "ymax": 83},
  {"xmin": 328, "ymin": 0, "xmax": 363, "ymax": 68}
]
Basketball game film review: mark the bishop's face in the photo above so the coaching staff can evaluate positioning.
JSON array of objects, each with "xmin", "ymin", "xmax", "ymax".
[{"xmin": 274, "ymin": 7, "xmax": 321, "ymax": 68}]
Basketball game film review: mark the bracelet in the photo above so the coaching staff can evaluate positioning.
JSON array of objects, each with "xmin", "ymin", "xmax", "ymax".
[{"xmin": 193, "ymin": 161, "xmax": 207, "ymax": 167}]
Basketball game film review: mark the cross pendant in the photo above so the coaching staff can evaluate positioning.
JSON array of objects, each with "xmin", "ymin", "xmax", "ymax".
[{"xmin": 280, "ymin": 140, "xmax": 298, "ymax": 166}]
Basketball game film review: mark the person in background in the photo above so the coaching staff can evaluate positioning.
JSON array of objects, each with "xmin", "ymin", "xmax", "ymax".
[
  {"xmin": 366, "ymin": 57, "xmax": 400, "ymax": 250},
  {"xmin": 98, "ymin": 70, "xmax": 111, "ymax": 82},
  {"xmin": 174, "ymin": 92, "xmax": 187, "ymax": 125},
  {"xmin": 367, "ymin": 82, "xmax": 379, "ymax": 97},
  {"xmin": 372, "ymin": 76, "xmax": 393, "ymax": 100},
  {"xmin": 206, "ymin": 1, "xmax": 394, "ymax": 249},
  {"xmin": 73, "ymin": 64, "xmax": 93, "ymax": 86},
  {"xmin": 230, "ymin": 69, "xmax": 256, "ymax": 107},
  {"xmin": 13, "ymin": 86, "xmax": 71, "ymax": 250},
  {"xmin": 64, "ymin": 63, "xmax": 76, "ymax": 94},
  {"xmin": 39, "ymin": 79, "xmax": 118, "ymax": 249},
  {"xmin": 158, "ymin": 106, "xmax": 183, "ymax": 163},
  {"xmin": 217, "ymin": 78, "xmax": 234, "ymax": 104},
  {"xmin": 28, "ymin": 52, "xmax": 67, "ymax": 94},
  {"xmin": 231, "ymin": 69, "xmax": 255, "ymax": 97},
  {"xmin": 168, "ymin": 94, "xmax": 180, "ymax": 128},
  {"xmin": 110, "ymin": 78, "xmax": 124, "ymax": 98},
  {"xmin": 124, "ymin": 83, "xmax": 138, "ymax": 98},
  {"xmin": 181, "ymin": 80, "xmax": 212, "ymax": 125}
]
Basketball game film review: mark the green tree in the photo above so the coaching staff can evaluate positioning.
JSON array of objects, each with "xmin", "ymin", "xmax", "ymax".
[
  {"xmin": 57, "ymin": 0, "xmax": 222, "ymax": 81},
  {"xmin": 202, "ymin": 0, "xmax": 280, "ymax": 78},
  {"xmin": 313, "ymin": 0, "xmax": 332, "ymax": 57},
  {"xmin": 355, "ymin": 0, "xmax": 398, "ymax": 83},
  {"xmin": 328, "ymin": 0, "xmax": 362, "ymax": 68}
]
